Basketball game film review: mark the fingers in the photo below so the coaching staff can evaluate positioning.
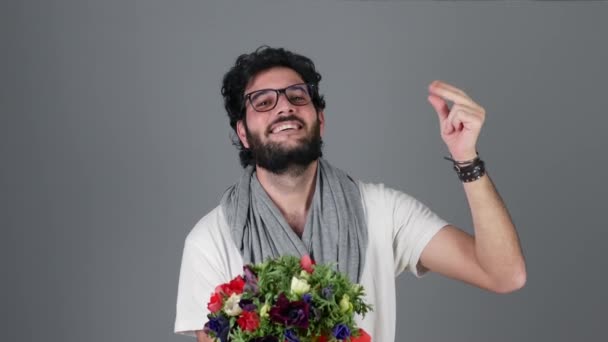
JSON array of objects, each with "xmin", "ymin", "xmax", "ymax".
[
  {"xmin": 428, "ymin": 94, "xmax": 485, "ymax": 135},
  {"xmin": 427, "ymin": 80, "xmax": 486, "ymax": 135},
  {"xmin": 427, "ymin": 94, "xmax": 449, "ymax": 121},
  {"xmin": 443, "ymin": 103, "xmax": 485, "ymax": 135},
  {"xmin": 428, "ymin": 80, "xmax": 482, "ymax": 111}
]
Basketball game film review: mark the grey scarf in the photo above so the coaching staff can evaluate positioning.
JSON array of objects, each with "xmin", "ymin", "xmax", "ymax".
[{"xmin": 220, "ymin": 158, "xmax": 368, "ymax": 283}]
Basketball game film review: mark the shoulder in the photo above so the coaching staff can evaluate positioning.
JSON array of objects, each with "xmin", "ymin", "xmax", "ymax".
[
  {"xmin": 356, "ymin": 180, "xmax": 418, "ymax": 208},
  {"xmin": 184, "ymin": 205, "xmax": 231, "ymax": 251},
  {"xmin": 356, "ymin": 179, "xmax": 443, "ymax": 232},
  {"xmin": 180, "ymin": 205, "xmax": 243, "ymax": 277}
]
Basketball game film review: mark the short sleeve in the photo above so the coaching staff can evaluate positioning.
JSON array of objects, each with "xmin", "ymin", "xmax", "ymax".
[
  {"xmin": 174, "ymin": 240, "xmax": 225, "ymax": 337},
  {"xmin": 386, "ymin": 186, "xmax": 449, "ymax": 278},
  {"xmin": 174, "ymin": 207, "xmax": 238, "ymax": 337}
]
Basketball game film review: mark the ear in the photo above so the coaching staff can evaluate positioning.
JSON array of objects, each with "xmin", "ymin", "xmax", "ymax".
[
  {"xmin": 236, "ymin": 120, "xmax": 250, "ymax": 149},
  {"xmin": 318, "ymin": 111, "xmax": 326, "ymax": 137}
]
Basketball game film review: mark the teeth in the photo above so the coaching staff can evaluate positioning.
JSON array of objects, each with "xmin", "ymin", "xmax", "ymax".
[{"xmin": 272, "ymin": 123, "xmax": 300, "ymax": 133}]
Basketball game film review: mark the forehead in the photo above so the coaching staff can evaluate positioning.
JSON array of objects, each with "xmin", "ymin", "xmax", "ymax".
[{"xmin": 245, "ymin": 67, "xmax": 305, "ymax": 94}]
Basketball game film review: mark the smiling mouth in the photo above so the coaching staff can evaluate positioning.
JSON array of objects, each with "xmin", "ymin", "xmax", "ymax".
[{"xmin": 269, "ymin": 122, "xmax": 303, "ymax": 135}]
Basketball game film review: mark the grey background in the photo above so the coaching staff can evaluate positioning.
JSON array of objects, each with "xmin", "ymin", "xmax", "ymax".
[{"xmin": 2, "ymin": 1, "xmax": 607, "ymax": 341}]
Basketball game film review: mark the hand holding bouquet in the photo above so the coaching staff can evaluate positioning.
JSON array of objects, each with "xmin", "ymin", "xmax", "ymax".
[{"xmin": 203, "ymin": 255, "xmax": 372, "ymax": 342}]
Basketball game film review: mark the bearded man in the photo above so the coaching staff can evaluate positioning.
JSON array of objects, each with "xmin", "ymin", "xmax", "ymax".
[{"xmin": 174, "ymin": 46, "xmax": 526, "ymax": 342}]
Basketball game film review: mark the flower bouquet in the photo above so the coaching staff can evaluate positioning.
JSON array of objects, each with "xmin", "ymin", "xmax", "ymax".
[{"xmin": 203, "ymin": 255, "xmax": 373, "ymax": 342}]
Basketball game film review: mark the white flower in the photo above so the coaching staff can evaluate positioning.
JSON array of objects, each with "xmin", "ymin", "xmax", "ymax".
[
  {"xmin": 260, "ymin": 302, "xmax": 270, "ymax": 318},
  {"xmin": 339, "ymin": 294, "xmax": 353, "ymax": 313},
  {"xmin": 223, "ymin": 293, "xmax": 242, "ymax": 316},
  {"xmin": 290, "ymin": 276, "xmax": 311, "ymax": 295}
]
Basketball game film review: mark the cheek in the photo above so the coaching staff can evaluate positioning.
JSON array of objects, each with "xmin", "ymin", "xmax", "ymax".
[
  {"xmin": 243, "ymin": 116, "xmax": 268, "ymax": 139},
  {"xmin": 247, "ymin": 120, "xmax": 264, "ymax": 136}
]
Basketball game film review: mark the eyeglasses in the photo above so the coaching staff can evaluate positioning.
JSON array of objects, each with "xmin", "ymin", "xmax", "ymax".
[{"xmin": 244, "ymin": 83, "xmax": 314, "ymax": 112}]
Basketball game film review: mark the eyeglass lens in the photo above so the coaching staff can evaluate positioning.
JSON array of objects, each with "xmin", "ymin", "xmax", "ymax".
[{"xmin": 249, "ymin": 84, "xmax": 311, "ymax": 112}]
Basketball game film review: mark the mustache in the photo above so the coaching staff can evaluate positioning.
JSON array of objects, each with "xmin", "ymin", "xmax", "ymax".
[{"xmin": 267, "ymin": 115, "xmax": 305, "ymax": 133}]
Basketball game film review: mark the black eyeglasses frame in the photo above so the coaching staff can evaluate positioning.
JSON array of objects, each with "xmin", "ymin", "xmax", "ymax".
[{"xmin": 244, "ymin": 83, "xmax": 315, "ymax": 113}]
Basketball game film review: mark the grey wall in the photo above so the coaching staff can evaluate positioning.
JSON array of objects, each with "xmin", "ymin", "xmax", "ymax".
[{"xmin": 2, "ymin": 1, "xmax": 607, "ymax": 341}]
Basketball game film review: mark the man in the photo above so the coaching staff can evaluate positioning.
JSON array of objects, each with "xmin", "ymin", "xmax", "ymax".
[{"xmin": 174, "ymin": 46, "xmax": 526, "ymax": 342}]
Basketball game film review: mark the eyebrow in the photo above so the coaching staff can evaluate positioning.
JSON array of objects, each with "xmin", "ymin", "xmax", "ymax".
[
  {"xmin": 249, "ymin": 90, "xmax": 271, "ymax": 101},
  {"xmin": 244, "ymin": 82, "xmax": 307, "ymax": 98},
  {"xmin": 245, "ymin": 87, "xmax": 273, "ymax": 97}
]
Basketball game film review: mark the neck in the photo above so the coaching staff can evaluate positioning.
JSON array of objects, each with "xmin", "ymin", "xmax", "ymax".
[{"xmin": 255, "ymin": 160, "xmax": 319, "ymax": 218}]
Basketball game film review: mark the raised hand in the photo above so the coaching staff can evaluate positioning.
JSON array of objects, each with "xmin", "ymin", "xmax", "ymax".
[{"xmin": 427, "ymin": 80, "xmax": 486, "ymax": 161}]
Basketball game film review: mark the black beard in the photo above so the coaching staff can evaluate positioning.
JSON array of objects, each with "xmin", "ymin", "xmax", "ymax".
[{"xmin": 245, "ymin": 120, "xmax": 323, "ymax": 175}]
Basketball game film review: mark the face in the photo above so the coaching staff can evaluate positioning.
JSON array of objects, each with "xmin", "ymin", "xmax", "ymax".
[{"xmin": 236, "ymin": 67, "xmax": 325, "ymax": 174}]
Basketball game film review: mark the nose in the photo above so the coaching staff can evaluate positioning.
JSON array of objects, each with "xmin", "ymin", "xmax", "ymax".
[{"xmin": 274, "ymin": 92, "xmax": 296, "ymax": 115}]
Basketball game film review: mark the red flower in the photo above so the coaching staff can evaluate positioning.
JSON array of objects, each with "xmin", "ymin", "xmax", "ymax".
[
  {"xmin": 237, "ymin": 311, "xmax": 260, "ymax": 332},
  {"xmin": 215, "ymin": 275, "xmax": 246, "ymax": 296},
  {"xmin": 215, "ymin": 283, "xmax": 230, "ymax": 296},
  {"xmin": 228, "ymin": 275, "xmax": 246, "ymax": 294},
  {"xmin": 350, "ymin": 328, "xmax": 371, "ymax": 342},
  {"xmin": 300, "ymin": 255, "xmax": 315, "ymax": 274},
  {"xmin": 207, "ymin": 292, "xmax": 223, "ymax": 313}
]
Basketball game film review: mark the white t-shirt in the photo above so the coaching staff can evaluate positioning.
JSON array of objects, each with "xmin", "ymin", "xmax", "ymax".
[{"xmin": 174, "ymin": 181, "xmax": 448, "ymax": 342}]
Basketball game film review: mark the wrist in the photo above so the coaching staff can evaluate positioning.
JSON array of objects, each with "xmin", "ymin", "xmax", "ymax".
[
  {"xmin": 448, "ymin": 151, "xmax": 478, "ymax": 162},
  {"xmin": 443, "ymin": 152, "xmax": 486, "ymax": 183}
]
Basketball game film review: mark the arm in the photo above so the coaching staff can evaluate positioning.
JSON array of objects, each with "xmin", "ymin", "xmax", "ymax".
[
  {"xmin": 421, "ymin": 81, "xmax": 526, "ymax": 293},
  {"xmin": 420, "ymin": 172, "xmax": 526, "ymax": 293}
]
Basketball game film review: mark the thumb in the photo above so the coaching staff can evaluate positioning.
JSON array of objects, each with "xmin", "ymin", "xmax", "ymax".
[{"xmin": 427, "ymin": 94, "xmax": 449, "ymax": 121}]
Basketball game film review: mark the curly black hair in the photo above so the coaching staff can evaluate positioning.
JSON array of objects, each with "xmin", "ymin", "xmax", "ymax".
[{"xmin": 221, "ymin": 46, "xmax": 326, "ymax": 167}]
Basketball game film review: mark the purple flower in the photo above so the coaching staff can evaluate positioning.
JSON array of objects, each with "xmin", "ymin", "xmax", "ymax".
[
  {"xmin": 203, "ymin": 315, "xmax": 230, "ymax": 342},
  {"xmin": 238, "ymin": 298, "xmax": 257, "ymax": 311},
  {"xmin": 243, "ymin": 265, "xmax": 259, "ymax": 293},
  {"xmin": 284, "ymin": 329, "xmax": 300, "ymax": 342},
  {"xmin": 333, "ymin": 323, "xmax": 351, "ymax": 340},
  {"xmin": 302, "ymin": 293, "xmax": 312, "ymax": 303},
  {"xmin": 322, "ymin": 286, "xmax": 333, "ymax": 299},
  {"xmin": 269, "ymin": 293, "xmax": 310, "ymax": 329}
]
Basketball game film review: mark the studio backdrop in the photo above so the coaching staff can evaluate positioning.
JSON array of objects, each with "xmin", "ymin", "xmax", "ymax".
[{"xmin": 2, "ymin": 1, "xmax": 607, "ymax": 341}]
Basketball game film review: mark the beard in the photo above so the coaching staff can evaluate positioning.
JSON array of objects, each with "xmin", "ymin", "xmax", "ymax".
[{"xmin": 245, "ymin": 117, "xmax": 323, "ymax": 175}]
